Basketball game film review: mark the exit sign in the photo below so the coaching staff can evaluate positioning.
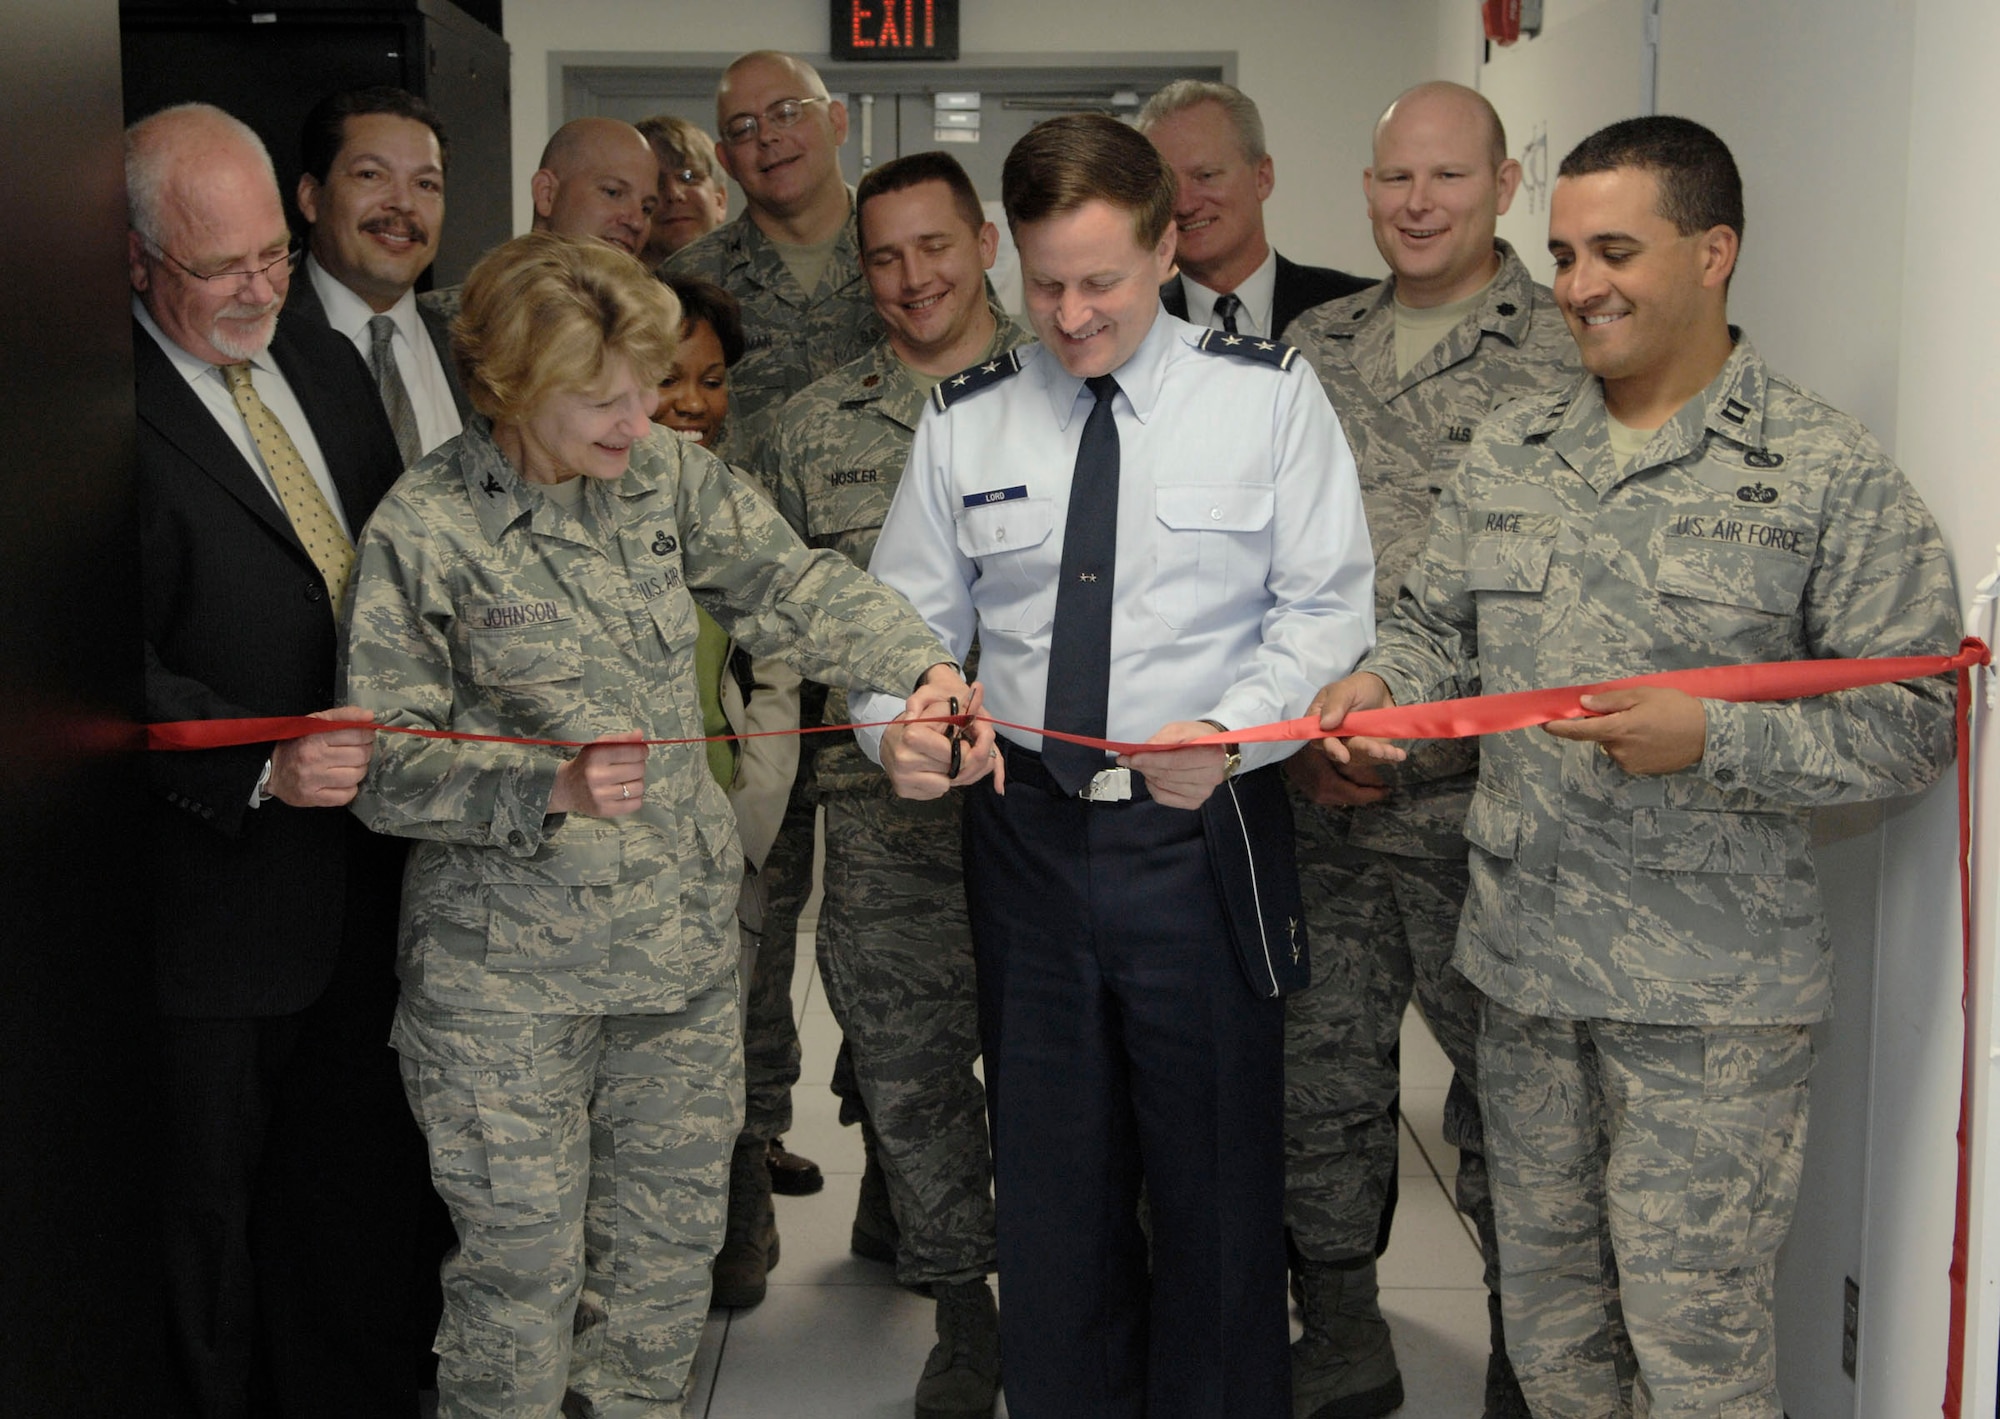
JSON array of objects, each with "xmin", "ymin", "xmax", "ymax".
[{"xmin": 831, "ymin": 0, "xmax": 959, "ymax": 61}]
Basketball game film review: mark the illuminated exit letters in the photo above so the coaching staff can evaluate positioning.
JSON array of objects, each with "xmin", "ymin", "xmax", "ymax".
[{"xmin": 831, "ymin": 0, "xmax": 960, "ymax": 61}]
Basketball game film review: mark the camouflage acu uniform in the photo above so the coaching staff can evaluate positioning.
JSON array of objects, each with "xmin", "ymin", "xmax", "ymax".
[
  {"xmin": 418, "ymin": 281, "xmax": 463, "ymax": 327},
  {"xmin": 1283, "ymin": 244, "xmax": 1578, "ymax": 1274},
  {"xmin": 661, "ymin": 197, "xmax": 883, "ymax": 470},
  {"xmin": 1362, "ymin": 337, "xmax": 1959, "ymax": 1417},
  {"xmin": 343, "ymin": 418, "xmax": 945, "ymax": 1418},
  {"xmin": 761, "ymin": 311, "xmax": 1026, "ymax": 1286},
  {"xmin": 665, "ymin": 198, "xmax": 884, "ymax": 1152}
]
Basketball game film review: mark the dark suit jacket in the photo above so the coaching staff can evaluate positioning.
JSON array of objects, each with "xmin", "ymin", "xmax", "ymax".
[
  {"xmin": 136, "ymin": 312, "xmax": 408, "ymax": 1016},
  {"xmin": 282, "ymin": 264, "xmax": 474, "ymax": 425},
  {"xmin": 1162, "ymin": 251, "xmax": 1379, "ymax": 342}
]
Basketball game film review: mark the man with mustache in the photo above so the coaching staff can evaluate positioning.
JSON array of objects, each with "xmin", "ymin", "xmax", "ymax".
[
  {"xmin": 1137, "ymin": 80, "xmax": 1373, "ymax": 340},
  {"xmin": 129, "ymin": 101, "xmax": 426, "ymax": 1416},
  {"xmin": 290, "ymin": 86, "xmax": 470, "ymax": 468}
]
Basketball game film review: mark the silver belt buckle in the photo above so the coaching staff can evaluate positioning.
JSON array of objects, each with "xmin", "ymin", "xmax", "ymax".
[{"xmin": 1081, "ymin": 767, "xmax": 1132, "ymax": 802}]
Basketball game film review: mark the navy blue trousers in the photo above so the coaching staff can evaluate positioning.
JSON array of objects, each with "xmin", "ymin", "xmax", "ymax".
[{"xmin": 962, "ymin": 752, "xmax": 1288, "ymax": 1419}]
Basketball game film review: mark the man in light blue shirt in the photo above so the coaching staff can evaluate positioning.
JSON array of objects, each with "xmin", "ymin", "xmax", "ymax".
[{"xmin": 859, "ymin": 115, "xmax": 1374, "ymax": 1419}]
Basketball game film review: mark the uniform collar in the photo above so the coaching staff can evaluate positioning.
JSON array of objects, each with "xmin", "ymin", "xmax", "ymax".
[
  {"xmin": 1318, "ymin": 242, "xmax": 1538, "ymax": 398},
  {"xmin": 719, "ymin": 188, "xmax": 862, "ymax": 298},
  {"xmin": 843, "ymin": 302, "xmax": 1025, "ymax": 428},
  {"xmin": 1541, "ymin": 328, "xmax": 1763, "ymax": 492},
  {"xmin": 1038, "ymin": 307, "xmax": 1181, "ymax": 430}
]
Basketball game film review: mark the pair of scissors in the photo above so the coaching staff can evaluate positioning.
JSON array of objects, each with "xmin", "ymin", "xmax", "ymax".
[{"xmin": 946, "ymin": 696, "xmax": 962, "ymax": 777}]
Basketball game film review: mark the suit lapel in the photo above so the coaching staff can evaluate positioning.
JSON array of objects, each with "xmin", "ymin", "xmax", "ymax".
[
  {"xmin": 269, "ymin": 319, "xmax": 385, "ymax": 532},
  {"xmin": 418, "ymin": 300, "xmax": 474, "ymax": 420},
  {"xmin": 1271, "ymin": 254, "xmax": 1301, "ymax": 339},
  {"xmin": 132, "ymin": 317, "xmax": 306, "ymax": 555}
]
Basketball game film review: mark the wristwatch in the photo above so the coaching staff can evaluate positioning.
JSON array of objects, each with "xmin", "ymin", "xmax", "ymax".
[{"xmin": 1199, "ymin": 719, "xmax": 1242, "ymax": 777}]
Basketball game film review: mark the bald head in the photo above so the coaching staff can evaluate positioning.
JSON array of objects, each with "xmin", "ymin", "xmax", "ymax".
[
  {"xmin": 713, "ymin": 50, "xmax": 849, "ymax": 229},
  {"xmin": 1374, "ymin": 82, "xmax": 1508, "ymax": 169},
  {"xmin": 530, "ymin": 117, "xmax": 659, "ymax": 257},
  {"xmin": 126, "ymin": 104, "xmax": 292, "ymax": 364},
  {"xmin": 717, "ymin": 50, "xmax": 831, "ymax": 129},
  {"xmin": 1363, "ymin": 81, "xmax": 1522, "ymax": 307}
]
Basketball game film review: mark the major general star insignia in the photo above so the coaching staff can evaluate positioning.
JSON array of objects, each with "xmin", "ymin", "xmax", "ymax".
[
  {"xmin": 1194, "ymin": 328, "xmax": 1300, "ymax": 371},
  {"xmin": 932, "ymin": 348, "xmax": 1026, "ymax": 413}
]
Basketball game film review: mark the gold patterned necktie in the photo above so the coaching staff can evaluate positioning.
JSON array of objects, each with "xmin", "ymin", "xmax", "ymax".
[{"xmin": 220, "ymin": 362, "xmax": 355, "ymax": 616}]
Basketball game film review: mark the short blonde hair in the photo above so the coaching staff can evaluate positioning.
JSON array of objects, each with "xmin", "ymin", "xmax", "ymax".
[{"xmin": 454, "ymin": 232, "xmax": 682, "ymax": 424}]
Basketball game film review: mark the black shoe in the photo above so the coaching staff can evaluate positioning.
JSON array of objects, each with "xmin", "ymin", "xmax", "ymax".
[
  {"xmin": 712, "ymin": 1137, "xmax": 779, "ymax": 1309},
  {"xmin": 767, "ymin": 1136, "xmax": 825, "ymax": 1196}
]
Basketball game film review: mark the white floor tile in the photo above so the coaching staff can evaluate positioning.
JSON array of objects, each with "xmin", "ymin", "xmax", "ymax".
[
  {"xmin": 1400, "ymin": 1084, "xmax": 1457, "ymax": 1183},
  {"xmin": 702, "ymin": 1277, "xmax": 959, "ymax": 1418},
  {"xmin": 1380, "ymin": 1285, "xmax": 1491, "ymax": 1417},
  {"xmin": 1378, "ymin": 1182, "xmax": 1483, "ymax": 1291},
  {"xmin": 767, "ymin": 1155, "xmax": 900, "ymax": 1286},
  {"xmin": 779, "ymin": 1077, "xmax": 867, "ymax": 1178},
  {"xmin": 1400, "ymin": 1002, "xmax": 1459, "ymax": 1091}
]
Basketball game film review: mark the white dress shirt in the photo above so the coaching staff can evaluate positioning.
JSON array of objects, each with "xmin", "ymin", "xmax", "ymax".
[
  {"xmin": 308, "ymin": 256, "xmax": 463, "ymax": 456},
  {"xmin": 1177, "ymin": 248, "xmax": 1279, "ymax": 338},
  {"xmin": 134, "ymin": 296, "xmax": 352, "ymax": 539},
  {"xmin": 852, "ymin": 312, "xmax": 1375, "ymax": 773}
]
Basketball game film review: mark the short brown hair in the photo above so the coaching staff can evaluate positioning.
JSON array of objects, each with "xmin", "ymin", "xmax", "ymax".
[
  {"xmin": 635, "ymin": 113, "xmax": 722, "ymax": 185},
  {"xmin": 857, "ymin": 150, "xmax": 985, "ymax": 244},
  {"xmin": 1001, "ymin": 114, "xmax": 1176, "ymax": 248},
  {"xmin": 454, "ymin": 232, "xmax": 682, "ymax": 424}
]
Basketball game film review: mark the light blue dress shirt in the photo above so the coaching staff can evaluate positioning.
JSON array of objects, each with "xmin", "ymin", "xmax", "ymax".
[{"xmin": 852, "ymin": 311, "xmax": 1375, "ymax": 774}]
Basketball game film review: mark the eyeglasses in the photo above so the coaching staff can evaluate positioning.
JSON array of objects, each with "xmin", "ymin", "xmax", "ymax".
[
  {"xmin": 139, "ymin": 233, "xmax": 301, "ymax": 286},
  {"xmin": 663, "ymin": 167, "xmax": 715, "ymax": 189},
  {"xmin": 721, "ymin": 96, "xmax": 829, "ymax": 146}
]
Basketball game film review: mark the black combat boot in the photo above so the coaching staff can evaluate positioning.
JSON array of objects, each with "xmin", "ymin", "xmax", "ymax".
[
  {"xmin": 710, "ymin": 1134, "xmax": 779, "ymax": 1308},
  {"xmin": 914, "ymin": 1278, "xmax": 1001, "ymax": 1419},
  {"xmin": 1291, "ymin": 1255, "xmax": 1404, "ymax": 1419}
]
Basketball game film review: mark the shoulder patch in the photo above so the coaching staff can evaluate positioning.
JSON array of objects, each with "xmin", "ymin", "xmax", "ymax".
[
  {"xmin": 933, "ymin": 350, "xmax": 1025, "ymax": 412},
  {"xmin": 1192, "ymin": 330, "xmax": 1301, "ymax": 371}
]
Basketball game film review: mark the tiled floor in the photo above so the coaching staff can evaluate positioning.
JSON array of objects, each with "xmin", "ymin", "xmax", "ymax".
[{"xmin": 686, "ymin": 912, "xmax": 1492, "ymax": 1417}]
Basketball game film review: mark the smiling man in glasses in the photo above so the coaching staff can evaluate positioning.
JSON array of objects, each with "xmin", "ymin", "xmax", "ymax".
[
  {"xmin": 127, "ymin": 101, "xmax": 426, "ymax": 1417},
  {"xmin": 662, "ymin": 50, "xmax": 882, "ymax": 463},
  {"xmin": 662, "ymin": 50, "xmax": 888, "ymax": 1317}
]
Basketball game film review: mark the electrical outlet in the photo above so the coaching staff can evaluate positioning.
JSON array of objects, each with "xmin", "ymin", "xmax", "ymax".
[{"xmin": 1842, "ymin": 1275, "xmax": 1859, "ymax": 1378}]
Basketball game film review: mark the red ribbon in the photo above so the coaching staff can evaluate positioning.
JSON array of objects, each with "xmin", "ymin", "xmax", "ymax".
[{"xmin": 146, "ymin": 640, "xmax": 1990, "ymax": 754}]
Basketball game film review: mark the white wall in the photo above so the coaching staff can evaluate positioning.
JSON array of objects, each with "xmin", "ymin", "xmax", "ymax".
[
  {"xmin": 1891, "ymin": 0, "xmax": 2000, "ymax": 1411},
  {"xmin": 499, "ymin": 0, "xmax": 1440, "ymax": 280}
]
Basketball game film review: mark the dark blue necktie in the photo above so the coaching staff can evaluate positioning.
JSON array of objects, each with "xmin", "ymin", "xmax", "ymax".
[
  {"xmin": 1042, "ymin": 374, "xmax": 1121, "ymax": 794},
  {"xmin": 1214, "ymin": 293, "xmax": 1242, "ymax": 334}
]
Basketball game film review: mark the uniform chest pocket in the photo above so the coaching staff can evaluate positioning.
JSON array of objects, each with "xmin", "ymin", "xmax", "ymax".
[
  {"xmin": 1464, "ymin": 513, "xmax": 1560, "ymax": 595},
  {"xmin": 1150, "ymin": 483, "xmax": 1275, "ymax": 629},
  {"xmin": 467, "ymin": 623, "xmax": 582, "ymax": 686},
  {"xmin": 955, "ymin": 498, "xmax": 1057, "ymax": 632},
  {"xmin": 1655, "ymin": 533, "xmax": 1812, "ymax": 658}
]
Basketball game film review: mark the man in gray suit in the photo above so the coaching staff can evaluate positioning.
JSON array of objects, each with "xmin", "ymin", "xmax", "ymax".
[{"xmin": 291, "ymin": 87, "xmax": 471, "ymax": 467}]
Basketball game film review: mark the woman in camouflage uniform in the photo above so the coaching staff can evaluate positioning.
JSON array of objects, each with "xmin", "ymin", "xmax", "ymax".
[{"xmin": 341, "ymin": 232, "xmax": 960, "ymax": 1419}]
